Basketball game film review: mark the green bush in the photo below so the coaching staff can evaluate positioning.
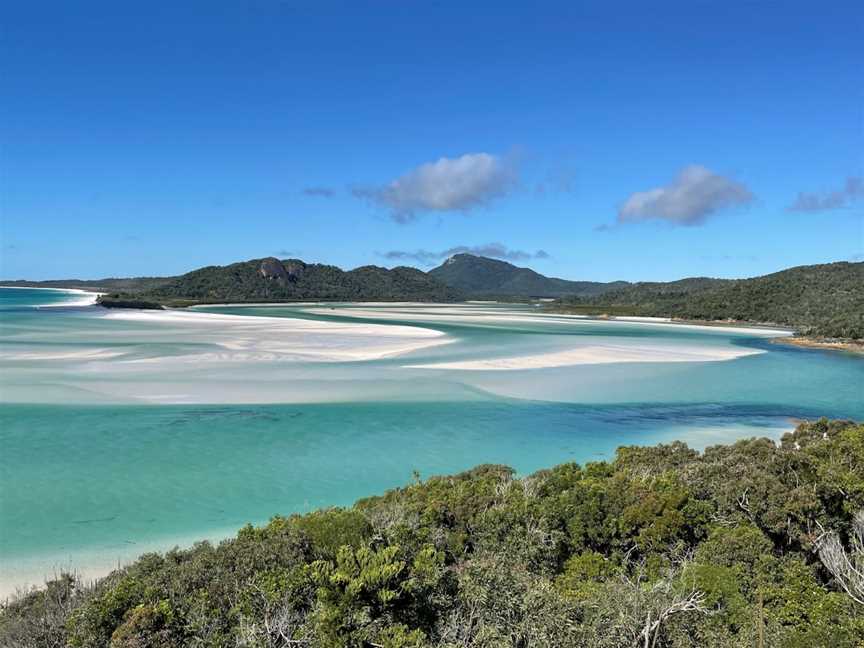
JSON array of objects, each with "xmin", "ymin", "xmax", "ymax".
[{"xmin": 3, "ymin": 419, "xmax": 863, "ymax": 647}]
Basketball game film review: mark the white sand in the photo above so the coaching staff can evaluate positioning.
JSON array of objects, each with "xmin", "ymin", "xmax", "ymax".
[
  {"xmin": 101, "ymin": 308, "xmax": 452, "ymax": 363},
  {"xmin": 0, "ymin": 348, "xmax": 126, "ymax": 361},
  {"xmin": 613, "ymin": 315, "xmax": 673, "ymax": 322},
  {"xmin": 302, "ymin": 307, "xmax": 792, "ymax": 336},
  {"xmin": 406, "ymin": 343, "xmax": 763, "ymax": 370},
  {"xmin": 197, "ymin": 304, "xmax": 793, "ymax": 338},
  {"xmin": 41, "ymin": 288, "xmax": 102, "ymax": 307},
  {"xmin": 0, "ymin": 286, "xmax": 101, "ymax": 307},
  {"xmin": 0, "ymin": 526, "xmax": 241, "ymax": 600},
  {"xmin": 303, "ymin": 307, "xmax": 570, "ymax": 325},
  {"xmin": 0, "ymin": 304, "xmax": 793, "ymax": 404}
]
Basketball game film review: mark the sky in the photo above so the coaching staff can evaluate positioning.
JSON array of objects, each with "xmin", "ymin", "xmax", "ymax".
[{"xmin": 1, "ymin": 1, "xmax": 862, "ymax": 282}]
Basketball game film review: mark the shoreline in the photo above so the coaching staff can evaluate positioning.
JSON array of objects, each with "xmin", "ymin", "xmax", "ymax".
[
  {"xmin": 771, "ymin": 336, "xmax": 864, "ymax": 355},
  {"xmin": 49, "ymin": 296, "xmax": 803, "ymax": 341},
  {"xmin": 1, "ymin": 417, "xmax": 799, "ymax": 601},
  {"xmin": 0, "ymin": 285, "xmax": 98, "ymax": 294},
  {"xmin": 546, "ymin": 309, "xmax": 796, "ymax": 334},
  {"xmin": 0, "ymin": 285, "xmax": 102, "ymax": 307},
  {"xmin": 97, "ymin": 307, "xmax": 454, "ymax": 363},
  {"xmin": 193, "ymin": 301, "xmax": 796, "ymax": 337},
  {"xmin": 406, "ymin": 342, "xmax": 764, "ymax": 371},
  {"xmin": 0, "ymin": 525, "xmax": 241, "ymax": 600}
]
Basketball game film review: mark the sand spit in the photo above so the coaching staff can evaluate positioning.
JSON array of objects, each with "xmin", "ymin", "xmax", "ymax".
[
  {"xmin": 406, "ymin": 343, "xmax": 764, "ymax": 371},
  {"xmin": 303, "ymin": 307, "xmax": 793, "ymax": 336},
  {"xmin": 100, "ymin": 308, "xmax": 452, "ymax": 363}
]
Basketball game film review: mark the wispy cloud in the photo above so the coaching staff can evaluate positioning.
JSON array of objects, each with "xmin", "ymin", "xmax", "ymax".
[
  {"xmin": 274, "ymin": 249, "xmax": 293, "ymax": 257},
  {"xmin": 381, "ymin": 242, "xmax": 549, "ymax": 265},
  {"xmin": 302, "ymin": 186, "xmax": 336, "ymax": 198},
  {"xmin": 354, "ymin": 153, "xmax": 518, "ymax": 223},
  {"xmin": 617, "ymin": 165, "xmax": 753, "ymax": 226},
  {"xmin": 787, "ymin": 176, "xmax": 863, "ymax": 212}
]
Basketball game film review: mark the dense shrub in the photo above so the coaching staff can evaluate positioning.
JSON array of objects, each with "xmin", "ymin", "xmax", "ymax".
[
  {"xmin": 557, "ymin": 261, "xmax": 864, "ymax": 338},
  {"xmin": 2, "ymin": 419, "xmax": 863, "ymax": 647}
]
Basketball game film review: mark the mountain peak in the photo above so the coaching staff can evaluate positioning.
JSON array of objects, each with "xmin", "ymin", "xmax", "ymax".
[{"xmin": 429, "ymin": 254, "xmax": 623, "ymax": 298}]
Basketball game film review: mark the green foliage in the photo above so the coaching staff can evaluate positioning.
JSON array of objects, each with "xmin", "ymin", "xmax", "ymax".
[
  {"xmin": 0, "ymin": 277, "xmax": 174, "ymax": 294},
  {"xmin": 557, "ymin": 260, "xmax": 864, "ymax": 338},
  {"xmin": 135, "ymin": 257, "xmax": 463, "ymax": 305},
  {"xmin": 556, "ymin": 550, "xmax": 616, "ymax": 601},
  {"xmin": 97, "ymin": 296, "xmax": 164, "ymax": 310},
  {"xmin": 66, "ymin": 572, "xmax": 149, "ymax": 648},
  {"xmin": 3, "ymin": 419, "xmax": 863, "ymax": 647},
  {"xmin": 306, "ymin": 544, "xmax": 443, "ymax": 646},
  {"xmin": 289, "ymin": 508, "xmax": 373, "ymax": 559},
  {"xmin": 0, "ymin": 574, "xmax": 84, "ymax": 648},
  {"xmin": 428, "ymin": 253, "xmax": 625, "ymax": 298},
  {"xmin": 108, "ymin": 600, "xmax": 176, "ymax": 648}
]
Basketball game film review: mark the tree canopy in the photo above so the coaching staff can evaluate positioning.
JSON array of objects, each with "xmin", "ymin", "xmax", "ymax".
[
  {"xmin": 3, "ymin": 419, "xmax": 863, "ymax": 647},
  {"xmin": 557, "ymin": 261, "xmax": 864, "ymax": 339}
]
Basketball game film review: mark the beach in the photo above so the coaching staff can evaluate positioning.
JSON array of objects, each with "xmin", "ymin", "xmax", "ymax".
[
  {"xmin": 0, "ymin": 285, "xmax": 101, "ymax": 307},
  {"xmin": 100, "ymin": 308, "xmax": 452, "ymax": 362},
  {"xmin": 405, "ymin": 342, "xmax": 764, "ymax": 370}
]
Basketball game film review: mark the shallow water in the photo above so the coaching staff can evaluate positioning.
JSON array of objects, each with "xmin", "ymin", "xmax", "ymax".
[{"xmin": 1, "ymin": 288, "xmax": 862, "ymax": 593}]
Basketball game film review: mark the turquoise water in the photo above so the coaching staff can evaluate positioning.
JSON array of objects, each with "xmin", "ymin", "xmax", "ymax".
[
  {"xmin": 1, "ymin": 288, "xmax": 862, "ymax": 592},
  {"xmin": 0, "ymin": 287, "xmax": 94, "ymax": 309}
]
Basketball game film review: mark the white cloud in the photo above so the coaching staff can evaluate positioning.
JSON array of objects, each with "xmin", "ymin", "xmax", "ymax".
[
  {"xmin": 787, "ymin": 176, "xmax": 863, "ymax": 212},
  {"xmin": 354, "ymin": 153, "xmax": 517, "ymax": 222},
  {"xmin": 617, "ymin": 165, "xmax": 754, "ymax": 226}
]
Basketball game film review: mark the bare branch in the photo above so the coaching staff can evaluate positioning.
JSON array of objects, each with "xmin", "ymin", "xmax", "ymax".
[{"xmin": 816, "ymin": 510, "xmax": 864, "ymax": 606}]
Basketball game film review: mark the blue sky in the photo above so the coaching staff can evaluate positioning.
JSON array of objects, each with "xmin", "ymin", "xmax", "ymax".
[{"xmin": 1, "ymin": 1, "xmax": 862, "ymax": 281}]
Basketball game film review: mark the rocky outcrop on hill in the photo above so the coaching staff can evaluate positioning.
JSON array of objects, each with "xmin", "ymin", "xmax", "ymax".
[{"xmin": 258, "ymin": 257, "xmax": 290, "ymax": 281}]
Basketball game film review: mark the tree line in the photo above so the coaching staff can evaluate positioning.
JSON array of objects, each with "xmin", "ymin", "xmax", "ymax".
[{"xmin": 556, "ymin": 262, "xmax": 864, "ymax": 339}]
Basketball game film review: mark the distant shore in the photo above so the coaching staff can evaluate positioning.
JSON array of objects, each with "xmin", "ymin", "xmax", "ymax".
[
  {"xmin": 0, "ymin": 285, "xmax": 101, "ymax": 307},
  {"xmin": 771, "ymin": 336, "xmax": 864, "ymax": 355},
  {"xmin": 0, "ymin": 285, "xmax": 97, "ymax": 292},
  {"xmin": 7, "ymin": 289, "xmax": 861, "ymax": 355}
]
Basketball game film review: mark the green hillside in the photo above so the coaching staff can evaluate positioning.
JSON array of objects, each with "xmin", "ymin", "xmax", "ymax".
[
  {"xmin": 0, "ymin": 277, "xmax": 174, "ymax": 294},
  {"xmin": 9, "ymin": 257, "xmax": 863, "ymax": 339},
  {"xmin": 2, "ymin": 419, "xmax": 862, "ymax": 647},
  {"xmin": 101, "ymin": 257, "xmax": 462, "ymax": 305},
  {"xmin": 559, "ymin": 262, "xmax": 864, "ymax": 339},
  {"xmin": 429, "ymin": 253, "xmax": 626, "ymax": 298}
]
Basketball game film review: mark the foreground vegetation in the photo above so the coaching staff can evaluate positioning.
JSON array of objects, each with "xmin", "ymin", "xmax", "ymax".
[
  {"xmin": 2, "ymin": 419, "xmax": 863, "ymax": 647},
  {"xmin": 555, "ymin": 262, "xmax": 864, "ymax": 339}
]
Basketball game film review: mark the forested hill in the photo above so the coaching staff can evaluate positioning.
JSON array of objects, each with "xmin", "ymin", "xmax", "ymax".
[
  {"xmin": 557, "ymin": 261, "xmax": 864, "ymax": 339},
  {"xmin": 100, "ymin": 257, "xmax": 463, "ymax": 305},
  {"xmin": 8, "ymin": 257, "xmax": 863, "ymax": 338},
  {"xmin": 0, "ymin": 277, "xmax": 173, "ymax": 294},
  {"xmin": 2, "ymin": 419, "xmax": 862, "ymax": 646},
  {"xmin": 428, "ymin": 253, "xmax": 627, "ymax": 298}
]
